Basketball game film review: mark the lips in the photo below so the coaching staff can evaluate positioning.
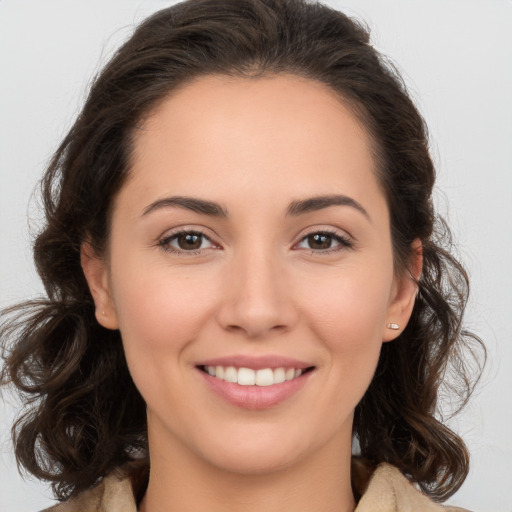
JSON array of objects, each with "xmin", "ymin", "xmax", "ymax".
[{"xmin": 196, "ymin": 355, "xmax": 315, "ymax": 410}]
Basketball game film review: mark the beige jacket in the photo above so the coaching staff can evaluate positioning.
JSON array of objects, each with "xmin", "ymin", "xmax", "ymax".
[{"xmin": 43, "ymin": 463, "xmax": 469, "ymax": 512}]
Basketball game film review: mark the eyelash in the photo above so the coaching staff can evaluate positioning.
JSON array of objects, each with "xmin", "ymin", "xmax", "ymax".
[{"xmin": 157, "ymin": 228, "xmax": 354, "ymax": 256}]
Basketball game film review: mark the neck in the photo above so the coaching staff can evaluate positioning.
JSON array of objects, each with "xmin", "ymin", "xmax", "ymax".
[{"xmin": 139, "ymin": 426, "xmax": 356, "ymax": 512}]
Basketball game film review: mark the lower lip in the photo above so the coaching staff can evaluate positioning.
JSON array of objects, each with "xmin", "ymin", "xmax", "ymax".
[{"xmin": 197, "ymin": 369, "xmax": 313, "ymax": 410}]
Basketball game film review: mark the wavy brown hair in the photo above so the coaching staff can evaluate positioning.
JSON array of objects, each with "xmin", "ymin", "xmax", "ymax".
[{"xmin": 1, "ymin": 0, "xmax": 484, "ymax": 503}]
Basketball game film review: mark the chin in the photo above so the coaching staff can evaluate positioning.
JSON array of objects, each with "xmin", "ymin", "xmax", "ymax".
[
  {"xmin": 204, "ymin": 446, "xmax": 304, "ymax": 476},
  {"xmin": 188, "ymin": 422, "xmax": 325, "ymax": 476}
]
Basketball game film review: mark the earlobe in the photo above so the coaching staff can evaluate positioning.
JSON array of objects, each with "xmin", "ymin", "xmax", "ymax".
[
  {"xmin": 382, "ymin": 239, "xmax": 423, "ymax": 342},
  {"xmin": 80, "ymin": 242, "xmax": 119, "ymax": 330}
]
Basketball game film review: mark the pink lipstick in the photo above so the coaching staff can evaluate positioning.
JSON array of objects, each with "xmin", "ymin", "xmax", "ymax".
[{"xmin": 195, "ymin": 355, "xmax": 315, "ymax": 410}]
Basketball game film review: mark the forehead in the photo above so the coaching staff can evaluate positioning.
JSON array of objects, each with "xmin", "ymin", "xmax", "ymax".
[{"xmin": 122, "ymin": 73, "xmax": 384, "ymax": 217}]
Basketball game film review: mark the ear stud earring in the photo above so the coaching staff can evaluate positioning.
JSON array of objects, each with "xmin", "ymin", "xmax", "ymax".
[{"xmin": 386, "ymin": 323, "xmax": 400, "ymax": 330}]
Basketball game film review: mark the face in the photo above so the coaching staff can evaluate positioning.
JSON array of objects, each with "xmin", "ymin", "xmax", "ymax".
[{"xmin": 83, "ymin": 74, "xmax": 418, "ymax": 475}]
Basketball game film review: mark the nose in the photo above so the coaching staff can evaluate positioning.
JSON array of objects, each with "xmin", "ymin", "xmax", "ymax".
[{"xmin": 215, "ymin": 245, "xmax": 298, "ymax": 340}]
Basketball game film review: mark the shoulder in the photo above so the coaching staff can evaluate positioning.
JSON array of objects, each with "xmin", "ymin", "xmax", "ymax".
[{"xmin": 355, "ymin": 463, "xmax": 470, "ymax": 512}]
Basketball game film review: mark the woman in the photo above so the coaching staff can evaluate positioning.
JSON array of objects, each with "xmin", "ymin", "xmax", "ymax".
[{"xmin": 0, "ymin": 0, "xmax": 484, "ymax": 510}]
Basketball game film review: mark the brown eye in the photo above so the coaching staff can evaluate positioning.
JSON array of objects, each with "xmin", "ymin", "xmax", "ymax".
[
  {"xmin": 307, "ymin": 233, "xmax": 334, "ymax": 250},
  {"xmin": 296, "ymin": 231, "xmax": 353, "ymax": 253},
  {"xmin": 176, "ymin": 232, "xmax": 203, "ymax": 250},
  {"xmin": 159, "ymin": 230, "xmax": 215, "ymax": 254}
]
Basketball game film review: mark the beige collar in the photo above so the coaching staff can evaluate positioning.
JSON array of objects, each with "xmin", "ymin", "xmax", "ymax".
[
  {"xmin": 355, "ymin": 464, "xmax": 468, "ymax": 512},
  {"xmin": 43, "ymin": 462, "xmax": 469, "ymax": 512}
]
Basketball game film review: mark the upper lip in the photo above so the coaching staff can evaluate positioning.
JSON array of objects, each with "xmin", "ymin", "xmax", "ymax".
[{"xmin": 196, "ymin": 355, "xmax": 313, "ymax": 370}]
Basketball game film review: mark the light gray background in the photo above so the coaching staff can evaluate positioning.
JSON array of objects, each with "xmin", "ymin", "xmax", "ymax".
[{"xmin": 1, "ymin": 1, "xmax": 511, "ymax": 510}]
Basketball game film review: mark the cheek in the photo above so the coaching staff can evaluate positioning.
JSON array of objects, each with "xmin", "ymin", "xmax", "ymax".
[
  {"xmin": 302, "ymin": 261, "xmax": 392, "ymax": 341},
  {"xmin": 109, "ymin": 264, "xmax": 221, "ymax": 414},
  {"xmin": 110, "ymin": 262, "xmax": 219, "ymax": 358},
  {"xmin": 298, "ymin": 261, "xmax": 393, "ymax": 388}
]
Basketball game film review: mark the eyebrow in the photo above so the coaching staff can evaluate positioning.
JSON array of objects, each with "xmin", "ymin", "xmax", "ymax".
[
  {"xmin": 286, "ymin": 194, "xmax": 370, "ymax": 220},
  {"xmin": 141, "ymin": 194, "xmax": 370, "ymax": 221},
  {"xmin": 142, "ymin": 196, "xmax": 228, "ymax": 217}
]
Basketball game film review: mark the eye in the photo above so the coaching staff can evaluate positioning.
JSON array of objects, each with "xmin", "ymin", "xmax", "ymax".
[
  {"xmin": 158, "ymin": 230, "xmax": 216, "ymax": 255},
  {"xmin": 295, "ymin": 230, "xmax": 353, "ymax": 254}
]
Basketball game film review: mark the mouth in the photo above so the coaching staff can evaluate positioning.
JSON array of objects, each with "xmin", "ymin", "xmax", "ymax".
[{"xmin": 198, "ymin": 365, "xmax": 315, "ymax": 386}]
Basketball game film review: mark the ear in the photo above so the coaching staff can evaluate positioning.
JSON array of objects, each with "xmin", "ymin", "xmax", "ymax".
[
  {"xmin": 80, "ymin": 241, "xmax": 119, "ymax": 330},
  {"xmin": 382, "ymin": 239, "xmax": 422, "ymax": 342}
]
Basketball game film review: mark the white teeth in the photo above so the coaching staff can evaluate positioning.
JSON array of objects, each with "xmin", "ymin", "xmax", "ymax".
[
  {"xmin": 273, "ymin": 367, "xmax": 286, "ymax": 384},
  {"xmin": 238, "ymin": 367, "xmax": 255, "ymax": 385},
  {"xmin": 204, "ymin": 365, "xmax": 307, "ymax": 385},
  {"xmin": 285, "ymin": 368, "xmax": 295, "ymax": 381},
  {"xmin": 255, "ymin": 368, "xmax": 274, "ymax": 386},
  {"xmin": 224, "ymin": 366, "xmax": 237, "ymax": 383}
]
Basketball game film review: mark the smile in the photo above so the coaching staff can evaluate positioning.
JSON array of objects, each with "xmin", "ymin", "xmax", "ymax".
[
  {"xmin": 200, "ymin": 365, "xmax": 310, "ymax": 386},
  {"xmin": 197, "ymin": 362, "xmax": 315, "ymax": 410}
]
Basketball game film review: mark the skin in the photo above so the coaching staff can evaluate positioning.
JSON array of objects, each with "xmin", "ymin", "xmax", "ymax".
[{"xmin": 82, "ymin": 74, "xmax": 420, "ymax": 512}]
